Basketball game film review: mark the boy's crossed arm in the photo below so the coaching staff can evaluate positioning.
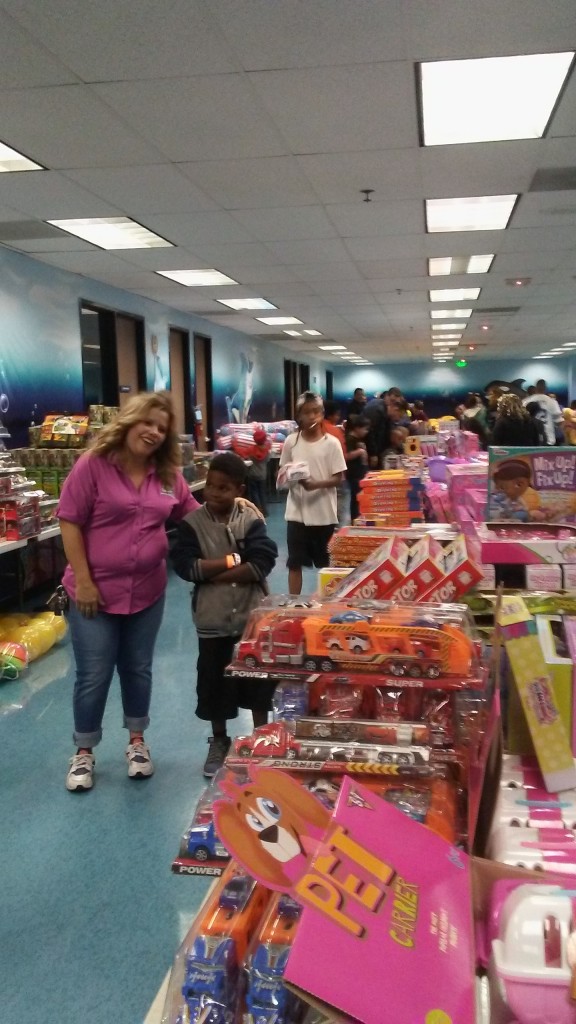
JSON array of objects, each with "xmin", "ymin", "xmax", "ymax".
[{"xmin": 172, "ymin": 518, "xmax": 277, "ymax": 586}]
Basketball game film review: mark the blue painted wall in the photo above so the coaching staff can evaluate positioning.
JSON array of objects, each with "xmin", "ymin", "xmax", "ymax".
[
  {"xmin": 333, "ymin": 360, "xmax": 572, "ymax": 418},
  {"xmin": 0, "ymin": 247, "xmax": 324, "ymax": 445}
]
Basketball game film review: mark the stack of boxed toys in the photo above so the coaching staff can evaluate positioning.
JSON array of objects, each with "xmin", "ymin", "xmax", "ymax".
[
  {"xmin": 356, "ymin": 469, "xmax": 425, "ymax": 526},
  {"xmin": 324, "ymin": 524, "xmax": 483, "ymax": 605},
  {"xmin": 165, "ymin": 591, "xmax": 576, "ymax": 1024},
  {"xmin": 166, "ymin": 591, "xmax": 526, "ymax": 1024},
  {"xmin": 0, "ymin": 448, "xmax": 57, "ymax": 542}
]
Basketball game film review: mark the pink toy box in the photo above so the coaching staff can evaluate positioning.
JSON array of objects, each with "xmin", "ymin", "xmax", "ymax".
[
  {"xmin": 285, "ymin": 776, "xmax": 476, "ymax": 1023},
  {"xmin": 445, "ymin": 462, "xmax": 489, "ymax": 508},
  {"xmin": 477, "ymin": 521, "xmax": 576, "ymax": 565}
]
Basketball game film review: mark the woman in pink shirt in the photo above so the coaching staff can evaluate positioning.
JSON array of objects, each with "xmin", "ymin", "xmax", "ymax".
[{"xmin": 57, "ymin": 391, "xmax": 199, "ymax": 792}]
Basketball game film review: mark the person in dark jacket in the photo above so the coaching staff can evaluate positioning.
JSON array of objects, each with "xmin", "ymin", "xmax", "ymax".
[
  {"xmin": 525, "ymin": 401, "xmax": 548, "ymax": 446},
  {"xmin": 172, "ymin": 452, "xmax": 278, "ymax": 777},
  {"xmin": 491, "ymin": 394, "xmax": 543, "ymax": 447},
  {"xmin": 363, "ymin": 393, "xmax": 391, "ymax": 468},
  {"xmin": 347, "ymin": 387, "xmax": 367, "ymax": 417}
]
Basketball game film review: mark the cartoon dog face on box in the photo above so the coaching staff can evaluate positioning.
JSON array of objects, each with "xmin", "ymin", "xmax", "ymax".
[{"xmin": 214, "ymin": 767, "xmax": 330, "ymax": 891}]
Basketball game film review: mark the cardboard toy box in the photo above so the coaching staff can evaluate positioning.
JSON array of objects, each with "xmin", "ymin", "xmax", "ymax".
[
  {"xmin": 498, "ymin": 595, "xmax": 576, "ymax": 792},
  {"xmin": 329, "ymin": 536, "xmax": 410, "ymax": 600},
  {"xmin": 477, "ymin": 519, "xmax": 576, "ymax": 565},
  {"xmin": 487, "ymin": 446, "xmax": 576, "ymax": 525},
  {"xmin": 419, "ymin": 534, "xmax": 484, "ymax": 603}
]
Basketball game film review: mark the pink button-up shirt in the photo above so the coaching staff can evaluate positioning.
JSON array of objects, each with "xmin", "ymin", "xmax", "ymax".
[{"xmin": 57, "ymin": 453, "xmax": 199, "ymax": 614}]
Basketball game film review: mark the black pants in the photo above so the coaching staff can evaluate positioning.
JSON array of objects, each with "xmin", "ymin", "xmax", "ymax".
[
  {"xmin": 246, "ymin": 478, "xmax": 267, "ymax": 515},
  {"xmin": 196, "ymin": 635, "xmax": 276, "ymax": 721}
]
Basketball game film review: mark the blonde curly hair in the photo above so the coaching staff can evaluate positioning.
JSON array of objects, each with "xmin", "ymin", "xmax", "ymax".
[
  {"xmin": 497, "ymin": 393, "xmax": 529, "ymax": 421},
  {"xmin": 89, "ymin": 391, "xmax": 181, "ymax": 486}
]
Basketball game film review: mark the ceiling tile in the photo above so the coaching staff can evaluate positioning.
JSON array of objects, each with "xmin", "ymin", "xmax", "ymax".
[
  {"xmin": 0, "ymin": 84, "xmax": 166, "ymax": 168},
  {"xmin": 230, "ymin": 206, "xmax": 337, "ymax": 241},
  {"xmin": 249, "ymin": 63, "xmax": 418, "ymax": 153},
  {"xmin": 63, "ymin": 165, "xmax": 218, "ymax": 215},
  {"xmin": 93, "ymin": 76, "xmax": 287, "ymax": 162},
  {"xmin": 179, "ymin": 156, "xmax": 318, "ymax": 208},
  {"xmin": 326, "ymin": 200, "xmax": 423, "ymax": 237},
  {"xmin": 3, "ymin": 0, "xmax": 239, "ymax": 80},
  {"xmin": 0, "ymin": 8, "xmax": 79, "ymax": 87},
  {"xmin": 209, "ymin": 0, "xmax": 409, "ymax": 70},
  {"xmin": 297, "ymin": 151, "xmax": 423, "ymax": 203}
]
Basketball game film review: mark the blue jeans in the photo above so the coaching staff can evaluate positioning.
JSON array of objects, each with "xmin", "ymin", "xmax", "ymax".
[{"xmin": 68, "ymin": 595, "xmax": 165, "ymax": 748}]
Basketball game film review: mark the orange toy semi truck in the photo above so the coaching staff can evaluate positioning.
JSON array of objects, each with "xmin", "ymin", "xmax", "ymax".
[{"xmin": 235, "ymin": 609, "xmax": 474, "ymax": 680}]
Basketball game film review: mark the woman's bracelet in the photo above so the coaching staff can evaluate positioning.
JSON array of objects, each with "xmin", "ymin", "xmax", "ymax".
[{"xmin": 225, "ymin": 553, "xmax": 241, "ymax": 569}]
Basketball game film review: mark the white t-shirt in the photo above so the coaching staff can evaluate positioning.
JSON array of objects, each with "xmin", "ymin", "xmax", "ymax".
[
  {"xmin": 522, "ymin": 393, "xmax": 562, "ymax": 445},
  {"xmin": 280, "ymin": 431, "xmax": 347, "ymax": 525}
]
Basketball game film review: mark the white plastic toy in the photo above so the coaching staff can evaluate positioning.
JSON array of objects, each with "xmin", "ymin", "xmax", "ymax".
[
  {"xmin": 493, "ymin": 787, "xmax": 576, "ymax": 830},
  {"xmin": 490, "ymin": 824, "xmax": 576, "ymax": 874},
  {"xmin": 490, "ymin": 883, "xmax": 576, "ymax": 1023},
  {"xmin": 276, "ymin": 461, "xmax": 311, "ymax": 490}
]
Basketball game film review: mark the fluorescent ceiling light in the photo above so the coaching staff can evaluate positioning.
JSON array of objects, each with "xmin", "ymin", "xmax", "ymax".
[
  {"xmin": 432, "ymin": 340, "xmax": 459, "ymax": 347},
  {"xmin": 319, "ymin": 344, "xmax": 346, "ymax": 350},
  {"xmin": 432, "ymin": 334, "xmax": 462, "ymax": 340},
  {"xmin": 430, "ymin": 308, "xmax": 472, "ymax": 319},
  {"xmin": 432, "ymin": 322, "xmax": 466, "ymax": 330},
  {"xmin": 420, "ymin": 52, "xmax": 574, "ymax": 146},
  {"xmin": 304, "ymin": 330, "xmax": 322, "ymax": 336},
  {"xmin": 157, "ymin": 268, "xmax": 238, "ymax": 286},
  {"xmin": 533, "ymin": 355, "xmax": 552, "ymax": 359},
  {"xmin": 48, "ymin": 217, "xmax": 172, "ymax": 250},
  {"xmin": 429, "ymin": 287, "xmax": 480, "ymax": 302},
  {"xmin": 283, "ymin": 330, "xmax": 302, "ymax": 337},
  {"xmin": 426, "ymin": 195, "xmax": 517, "ymax": 233},
  {"xmin": 428, "ymin": 255, "xmax": 494, "ymax": 276},
  {"xmin": 256, "ymin": 316, "xmax": 303, "ymax": 325},
  {"xmin": 0, "ymin": 140, "xmax": 43, "ymax": 172},
  {"xmin": 562, "ymin": 343, "xmax": 576, "ymax": 348},
  {"xmin": 216, "ymin": 297, "xmax": 276, "ymax": 310}
]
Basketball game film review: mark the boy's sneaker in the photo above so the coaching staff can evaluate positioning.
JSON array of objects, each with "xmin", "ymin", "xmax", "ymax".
[
  {"xmin": 203, "ymin": 736, "xmax": 231, "ymax": 777},
  {"xmin": 126, "ymin": 741, "xmax": 154, "ymax": 779},
  {"xmin": 66, "ymin": 752, "xmax": 95, "ymax": 791}
]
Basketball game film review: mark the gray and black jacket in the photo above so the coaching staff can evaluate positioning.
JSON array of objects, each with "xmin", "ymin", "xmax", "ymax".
[{"xmin": 171, "ymin": 503, "xmax": 277, "ymax": 638}]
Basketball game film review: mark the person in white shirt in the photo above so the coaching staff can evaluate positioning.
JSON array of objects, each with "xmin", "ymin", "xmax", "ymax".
[
  {"xmin": 280, "ymin": 392, "xmax": 347, "ymax": 594},
  {"xmin": 522, "ymin": 379, "xmax": 563, "ymax": 446}
]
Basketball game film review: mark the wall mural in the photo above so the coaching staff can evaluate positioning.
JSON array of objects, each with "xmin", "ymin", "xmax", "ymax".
[
  {"xmin": 334, "ymin": 360, "xmax": 571, "ymax": 419},
  {"xmin": 0, "ymin": 246, "xmax": 311, "ymax": 446}
]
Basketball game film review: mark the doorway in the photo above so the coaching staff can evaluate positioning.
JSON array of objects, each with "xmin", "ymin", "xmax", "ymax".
[
  {"xmin": 193, "ymin": 334, "xmax": 213, "ymax": 450},
  {"xmin": 79, "ymin": 302, "xmax": 145, "ymax": 408},
  {"xmin": 169, "ymin": 327, "xmax": 192, "ymax": 435},
  {"xmin": 116, "ymin": 314, "xmax": 145, "ymax": 409}
]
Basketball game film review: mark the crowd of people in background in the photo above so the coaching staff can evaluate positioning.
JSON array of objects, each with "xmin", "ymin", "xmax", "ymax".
[{"xmin": 455, "ymin": 379, "xmax": 571, "ymax": 449}]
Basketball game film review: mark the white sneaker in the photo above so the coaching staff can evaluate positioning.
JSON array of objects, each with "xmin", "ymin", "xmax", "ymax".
[
  {"xmin": 126, "ymin": 740, "xmax": 154, "ymax": 778},
  {"xmin": 66, "ymin": 752, "xmax": 95, "ymax": 791}
]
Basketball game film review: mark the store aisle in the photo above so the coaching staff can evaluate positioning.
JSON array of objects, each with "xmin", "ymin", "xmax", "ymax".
[{"xmin": 0, "ymin": 503, "xmax": 323, "ymax": 1024}]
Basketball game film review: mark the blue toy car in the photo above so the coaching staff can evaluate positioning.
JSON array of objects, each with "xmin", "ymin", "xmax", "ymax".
[
  {"xmin": 185, "ymin": 820, "xmax": 230, "ymax": 863},
  {"xmin": 218, "ymin": 873, "xmax": 253, "ymax": 911},
  {"xmin": 328, "ymin": 609, "xmax": 370, "ymax": 624}
]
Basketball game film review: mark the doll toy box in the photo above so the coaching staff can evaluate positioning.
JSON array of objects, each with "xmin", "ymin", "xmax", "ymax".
[{"xmin": 487, "ymin": 446, "xmax": 576, "ymax": 527}]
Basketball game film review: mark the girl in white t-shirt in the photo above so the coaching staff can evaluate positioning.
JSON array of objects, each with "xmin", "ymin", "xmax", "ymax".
[{"xmin": 279, "ymin": 392, "xmax": 347, "ymax": 594}]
